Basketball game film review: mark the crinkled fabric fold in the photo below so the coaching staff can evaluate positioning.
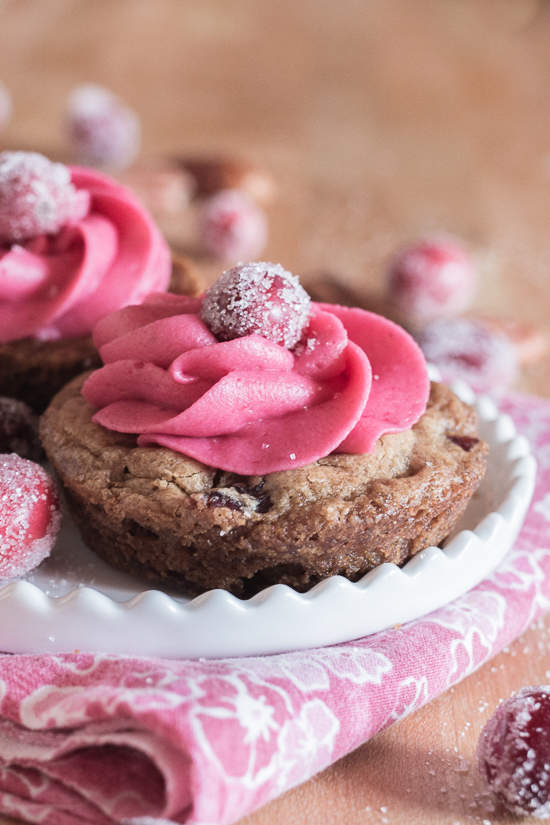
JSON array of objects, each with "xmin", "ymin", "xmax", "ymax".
[
  {"xmin": 0, "ymin": 393, "xmax": 546, "ymax": 824},
  {"xmin": 83, "ymin": 295, "xmax": 430, "ymax": 474},
  {"xmin": 0, "ymin": 167, "xmax": 171, "ymax": 343}
]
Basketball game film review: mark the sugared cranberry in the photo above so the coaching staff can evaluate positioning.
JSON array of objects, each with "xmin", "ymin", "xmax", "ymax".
[
  {"xmin": 477, "ymin": 686, "xmax": 550, "ymax": 818},
  {"xmin": 0, "ymin": 82, "xmax": 12, "ymax": 132},
  {"xmin": 65, "ymin": 83, "xmax": 141, "ymax": 170},
  {"xmin": 415, "ymin": 317, "xmax": 518, "ymax": 391},
  {"xmin": 0, "ymin": 454, "xmax": 61, "ymax": 579},
  {"xmin": 199, "ymin": 189, "xmax": 268, "ymax": 261},
  {"xmin": 0, "ymin": 398, "xmax": 42, "ymax": 461},
  {"xmin": 201, "ymin": 262, "xmax": 311, "ymax": 349},
  {"xmin": 386, "ymin": 237, "xmax": 478, "ymax": 327},
  {"xmin": 0, "ymin": 151, "xmax": 90, "ymax": 244}
]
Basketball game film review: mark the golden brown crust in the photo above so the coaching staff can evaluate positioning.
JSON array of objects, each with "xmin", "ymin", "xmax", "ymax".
[{"xmin": 41, "ymin": 378, "xmax": 489, "ymax": 598}]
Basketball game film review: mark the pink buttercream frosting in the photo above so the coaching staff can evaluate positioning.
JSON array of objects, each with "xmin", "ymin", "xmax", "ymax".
[
  {"xmin": 0, "ymin": 167, "xmax": 171, "ymax": 343},
  {"xmin": 82, "ymin": 293, "xmax": 430, "ymax": 475}
]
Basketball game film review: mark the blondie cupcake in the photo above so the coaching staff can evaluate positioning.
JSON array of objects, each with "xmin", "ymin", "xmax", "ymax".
[
  {"xmin": 41, "ymin": 262, "xmax": 489, "ymax": 597},
  {"xmin": 0, "ymin": 151, "xmax": 172, "ymax": 412}
]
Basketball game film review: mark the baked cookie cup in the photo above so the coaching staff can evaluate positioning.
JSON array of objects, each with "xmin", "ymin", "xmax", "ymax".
[{"xmin": 40, "ymin": 377, "xmax": 489, "ymax": 598}]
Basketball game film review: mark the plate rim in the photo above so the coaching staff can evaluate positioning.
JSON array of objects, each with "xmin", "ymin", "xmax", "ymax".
[{"xmin": 0, "ymin": 379, "xmax": 537, "ymax": 659}]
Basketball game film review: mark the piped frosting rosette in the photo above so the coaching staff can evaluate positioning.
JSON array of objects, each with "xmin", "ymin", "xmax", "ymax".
[
  {"xmin": 0, "ymin": 166, "xmax": 171, "ymax": 343},
  {"xmin": 82, "ymin": 291, "xmax": 430, "ymax": 475}
]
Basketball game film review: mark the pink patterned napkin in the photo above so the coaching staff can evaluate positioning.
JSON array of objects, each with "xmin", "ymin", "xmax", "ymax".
[{"xmin": 0, "ymin": 391, "xmax": 548, "ymax": 825}]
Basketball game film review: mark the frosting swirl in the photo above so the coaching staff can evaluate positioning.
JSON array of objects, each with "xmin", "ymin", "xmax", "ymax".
[
  {"xmin": 82, "ymin": 293, "xmax": 430, "ymax": 475},
  {"xmin": 0, "ymin": 167, "xmax": 171, "ymax": 343}
]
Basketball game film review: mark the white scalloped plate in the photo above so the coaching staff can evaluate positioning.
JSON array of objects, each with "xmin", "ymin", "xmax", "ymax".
[{"xmin": 0, "ymin": 379, "xmax": 536, "ymax": 659}]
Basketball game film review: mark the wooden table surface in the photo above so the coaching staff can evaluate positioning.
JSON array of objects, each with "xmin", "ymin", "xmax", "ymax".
[{"xmin": 1, "ymin": 1, "xmax": 550, "ymax": 822}]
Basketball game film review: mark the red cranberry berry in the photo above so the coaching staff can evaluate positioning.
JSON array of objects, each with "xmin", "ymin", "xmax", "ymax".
[
  {"xmin": 477, "ymin": 686, "xmax": 550, "ymax": 818},
  {"xmin": 386, "ymin": 237, "xmax": 478, "ymax": 327},
  {"xmin": 0, "ymin": 82, "xmax": 11, "ymax": 132},
  {"xmin": 65, "ymin": 83, "xmax": 141, "ymax": 170},
  {"xmin": 0, "ymin": 454, "xmax": 61, "ymax": 580},
  {"xmin": 0, "ymin": 151, "xmax": 90, "ymax": 245},
  {"xmin": 201, "ymin": 262, "xmax": 311, "ymax": 349},
  {"xmin": 415, "ymin": 317, "xmax": 518, "ymax": 391},
  {"xmin": 199, "ymin": 189, "xmax": 268, "ymax": 261}
]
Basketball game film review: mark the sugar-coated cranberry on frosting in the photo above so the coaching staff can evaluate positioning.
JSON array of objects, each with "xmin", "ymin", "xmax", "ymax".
[
  {"xmin": 201, "ymin": 262, "xmax": 310, "ymax": 348},
  {"xmin": 0, "ymin": 152, "xmax": 171, "ymax": 343},
  {"xmin": 0, "ymin": 151, "xmax": 90, "ymax": 243},
  {"xmin": 83, "ymin": 262, "xmax": 430, "ymax": 475}
]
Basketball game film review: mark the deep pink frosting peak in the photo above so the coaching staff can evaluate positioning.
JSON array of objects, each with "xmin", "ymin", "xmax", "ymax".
[
  {"xmin": 83, "ymin": 293, "xmax": 430, "ymax": 475},
  {"xmin": 0, "ymin": 167, "xmax": 171, "ymax": 342}
]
